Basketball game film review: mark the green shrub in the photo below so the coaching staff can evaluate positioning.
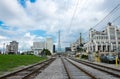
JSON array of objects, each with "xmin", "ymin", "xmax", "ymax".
[
  {"xmin": 75, "ymin": 54, "xmax": 80, "ymax": 57},
  {"xmin": 81, "ymin": 55, "xmax": 88, "ymax": 59}
]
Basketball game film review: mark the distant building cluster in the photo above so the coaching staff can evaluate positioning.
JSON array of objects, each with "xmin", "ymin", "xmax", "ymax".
[
  {"xmin": 31, "ymin": 38, "xmax": 55, "ymax": 55},
  {"xmin": 70, "ymin": 33, "xmax": 84, "ymax": 53},
  {"xmin": 5, "ymin": 41, "xmax": 19, "ymax": 54},
  {"xmin": 0, "ymin": 38, "xmax": 55, "ymax": 55}
]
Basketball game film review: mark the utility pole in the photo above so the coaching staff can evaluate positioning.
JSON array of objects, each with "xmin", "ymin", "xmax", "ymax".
[{"xmin": 80, "ymin": 33, "xmax": 82, "ymax": 46}]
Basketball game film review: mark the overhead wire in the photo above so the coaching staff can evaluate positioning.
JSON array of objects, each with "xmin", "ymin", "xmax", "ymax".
[
  {"xmin": 92, "ymin": 4, "xmax": 120, "ymax": 29},
  {"xmin": 82, "ymin": 4, "xmax": 120, "ymax": 42},
  {"xmin": 98, "ymin": 4, "xmax": 120, "ymax": 31},
  {"xmin": 68, "ymin": 0, "xmax": 80, "ymax": 33},
  {"xmin": 83, "ymin": 4, "xmax": 120, "ymax": 35},
  {"xmin": 68, "ymin": 0, "xmax": 89, "ymax": 43},
  {"xmin": 112, "ymin": 15, "xmax": 120, "ymax": 23}
]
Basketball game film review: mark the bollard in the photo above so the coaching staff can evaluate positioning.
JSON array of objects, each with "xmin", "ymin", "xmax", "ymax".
[
  {"xmin": 98, "ymin": 57, "xmax": 100, "ymax": 63},
  {"xmin": 116, "ymin": 56, "xmax": 118, "ymax": 67},
  {"xmin": 96, "ymin": 57, "xmax": 100, "ymax": 63}
]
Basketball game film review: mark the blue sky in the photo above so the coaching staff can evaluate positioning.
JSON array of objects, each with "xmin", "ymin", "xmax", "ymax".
[{"xmin": 0, "ymin": 0, "xmax": 120, "ymax": 51}]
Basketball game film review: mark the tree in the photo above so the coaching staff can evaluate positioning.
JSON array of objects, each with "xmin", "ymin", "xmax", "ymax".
[
  {"xmin": 41, "ymin": 49, "xmax": 51, "ymax": 56},
  {"xmin": 8, "ymin": 52, "xmax": 15, "ymax": 54},
  {"xmin": 95, "ymin": 51, "xmax": 99, "ymax": 57}
]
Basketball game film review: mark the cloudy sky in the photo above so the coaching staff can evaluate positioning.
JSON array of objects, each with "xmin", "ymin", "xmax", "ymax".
[{"xmin": 0, "ymin": 0, "xmax": 120, "ymax": 51}]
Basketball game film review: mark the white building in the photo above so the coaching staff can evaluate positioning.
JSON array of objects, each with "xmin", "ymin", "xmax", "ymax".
[
  {"xmin": 71, "ymin": 42, "xmax": 77, "ymax": 52},
  {"xmin": 32, "ymin": 42, "xmax": 45, "ymax": 55},
  {"xmin": 32, "ymin": 38, "xmax": 54, "ymax": 55},
  {"xmin": 70, "ymin": 36, "xmax": 83, "ymax": 52},
  {"xmin": 84, "ymin": 22, "xmax": 120, "ymax": 55},
  {"xmin": 46, "ymin": 38, "xmax": 53, "ymax": 55},
  {"xmin": 6, "ymin": 41, "xmax": 18, "ymax": 54}
]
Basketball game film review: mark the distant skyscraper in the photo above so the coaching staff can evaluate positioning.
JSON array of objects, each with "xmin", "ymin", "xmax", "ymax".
[
  {"xmin": 58, "ymin": 31, "xmax": 61, "ymax": 52},
  {"xmin": 53, "ymin": 44, "xmax": 56, "ymax": 53}
]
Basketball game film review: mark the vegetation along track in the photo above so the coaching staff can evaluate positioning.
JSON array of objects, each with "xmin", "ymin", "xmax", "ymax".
[
  {"xmin": 61, "ymin": 58, "xmax": 97, "ymax": 79},
  {"xmin": 0, "ymin": 58, "xmax": 56, "ymax": 79},
  {"xmin": 71, "ymin": 58, "xmax": 120, "ymax": 78}
]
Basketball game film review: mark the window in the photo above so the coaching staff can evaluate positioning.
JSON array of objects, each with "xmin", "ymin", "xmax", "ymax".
[
  {"xmin": 118, "ymin": 42, "xmax": 120, "ymax": 44},
  {"xmin": 112, "ymin": 42, "xmax": 116, "ymax": 44}
]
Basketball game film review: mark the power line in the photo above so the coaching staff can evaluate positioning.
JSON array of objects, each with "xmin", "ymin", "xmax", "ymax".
[
  {"xmin": 69, "ymin": 0, "xmax": 80, "ymax": 33},
  {"xmin": 92, "ymin": 4, "xmax": 120, "ymax": 29},
  {"xmin": 83, "ymin": 4, "xmax": 120, "ymax": 34},
  {"xmin": 112, "ymin": 15, "xmax": 120, "ymax": 23},
  {"xmin": 82, "ymin": 4, "xmax": 120, "ymax": 42}
]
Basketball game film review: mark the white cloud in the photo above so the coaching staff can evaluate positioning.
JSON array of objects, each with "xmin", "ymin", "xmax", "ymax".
[
  {"xmin": 0, "ymin": 0, "xmax": 119, "ymax": 50},
  {"xmin": 0, "ymin": 35, "xmax": 7, "ymax": 39}
]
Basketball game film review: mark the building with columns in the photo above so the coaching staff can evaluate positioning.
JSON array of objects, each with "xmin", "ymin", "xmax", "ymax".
[{"xmin": 84, "ymin": 23, "xmax": 120, "ymax": 55}]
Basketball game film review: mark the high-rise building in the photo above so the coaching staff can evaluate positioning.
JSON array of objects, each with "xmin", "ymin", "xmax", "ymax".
[
  {"xmin": 46, "ymin": 38, "xmax": 53, "ymax": 54},
  {"xmin": 53, "ymin": 44, "xmax": 56, "ymax": 53},
  {"xmin": 6, "ymin": 41, "xmax": 18, "ymax": 54}
]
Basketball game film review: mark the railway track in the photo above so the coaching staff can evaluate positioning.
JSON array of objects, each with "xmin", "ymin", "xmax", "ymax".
[
  {"xmin": 61, "ymin": 58, "xmax": 96, "ymax": 79},
  {"xmin": 70, "ymin": 58, "xmax": 120, "ymax": 79},
  {"xmin": 0, "ymin": 58, "xmax": 55, "ymax": 79}
]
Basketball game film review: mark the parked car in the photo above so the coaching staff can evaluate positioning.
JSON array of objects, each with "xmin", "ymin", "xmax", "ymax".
[
  {"xmin": 100, "ymin": 54, "xmax": 107, "ymax": 63},
  {"xmin": 106, "ymin": 55, "xmax": 116, "ymax": 64},
  {"xmin": 100, "ymin": 54, "xmax": 117, "ymax": 64}
]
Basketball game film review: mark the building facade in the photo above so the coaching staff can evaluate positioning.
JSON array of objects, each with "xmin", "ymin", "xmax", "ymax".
[
  {"xmin": 32, "ymin": 42, "xmax": 45, "ymax": 55},
  {"xmin": 46, "ymin": 38, "xmax": 53, "ymax": 54},
  {"xmin": 84, "ymin": 23, "xmax": 120, "ymax": 55},
  {"xmin": 6, "ymin": 41, "xmax": 18, "ymax": 54},
  {"xmin": 70, "ymin": 36, "xmax": 83, "ymax": 52},
  {"xmin": 32, "ymin": 38, "xmax": 54, "ymax": 55}
]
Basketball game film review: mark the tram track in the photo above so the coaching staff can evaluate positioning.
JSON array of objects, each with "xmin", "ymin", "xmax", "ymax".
[
  {"xmin": 61, "ymin": 58, "xmax": 96, "ymax": 79},
  {"xmin": 69, "ymin": 58, "xmax": 120, "ymax": 79},
  {"xmin": 0, "ymin": 58, "xmax": 55, "ymax": 79}
]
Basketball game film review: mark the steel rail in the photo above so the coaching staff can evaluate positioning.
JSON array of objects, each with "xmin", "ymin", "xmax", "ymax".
[
  {"xmin": 61, "ymin": 58, "xmax": 73, "ymax": 79},
  {"xmin": 0, "ymin": 58, "xmax": 55, "ymax": 79},
  {"xmin": 65, "ymin": 58, "xmax": 97, "ymax": 79},
  {"xmin": 71, "ymin": 58, "xmax": 120, "ymax": 78}
]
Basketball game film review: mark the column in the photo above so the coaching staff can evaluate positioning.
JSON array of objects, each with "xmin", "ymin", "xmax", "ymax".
[
  {"xmin": 111, "ymin": 43, "xmax": 113, "ymax": 52},
  {"xmin": 101, "ymin": 43, "xmax": 103, "ymax": 52},
  {"xmin": 115, "ymin": 26, "xmax": 118, "ymax": 50},
  {"xmin": 95, "ymin": 44, "xmax": 98, "ymax": 52},
  {"xmin": 106, "ymin": 43, "xmax": 108, "ymax": 52},
  {"xmin": 91, "ymin": 44, "xmax": 93, "ymax": 52}
]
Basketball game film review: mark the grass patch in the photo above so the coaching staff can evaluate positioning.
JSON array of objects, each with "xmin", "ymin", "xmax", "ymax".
[{"xmin": 0, "ymin": 55, "xmax": 47, "ymax": 72}]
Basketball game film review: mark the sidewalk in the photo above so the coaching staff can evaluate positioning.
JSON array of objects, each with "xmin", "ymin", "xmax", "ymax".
[
  {"xmin": 79, "ymin": 58, "xmax": 120, "ymax": 69},
  {"xmin": 94, "ymin": 61, "xmax": 120, "ymax": 69}
]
